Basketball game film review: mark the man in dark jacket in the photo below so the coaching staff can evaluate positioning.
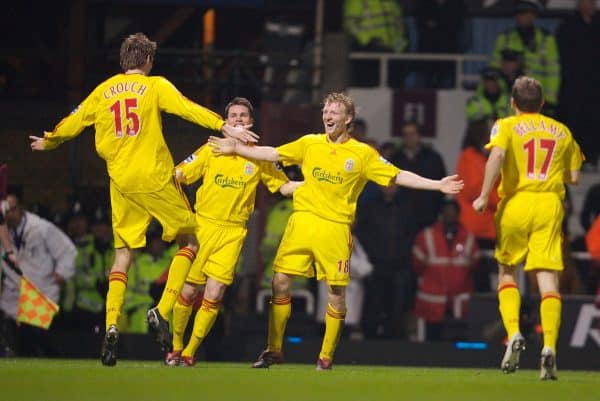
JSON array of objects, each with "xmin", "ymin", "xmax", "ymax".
[{"xmin": 392, "ymin": 122, "xmax": 447, "ymax": 233}]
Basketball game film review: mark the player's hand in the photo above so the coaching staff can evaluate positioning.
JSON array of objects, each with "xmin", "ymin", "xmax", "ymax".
[
  {"xmin": 439, "ymin": 175, "xmax": 464, "ymax": 194},
  {"xmin": 52, "ymin": 272, "xmax": 65, "ymax": 285},
  {"xmin": 208, "ymin": 136, "xmax": 237, "ymax": 155},
  {"xmin": 221, "ymin": 124, "xmax": 259, "ymax": 144},
  {"xmin": 472, "ymin": 196, "xmax": 488, "ymax": 213},
  {"xmin": 3, "ymin": 252, "xmax": 18, "ymax": 269},
  {"xmin": 29, "ymin": 136, "xmax": 46, "ymax": 151},
  {"xmin": 174, "ymin": 168, "xmax": 184, "ymax": 182}
]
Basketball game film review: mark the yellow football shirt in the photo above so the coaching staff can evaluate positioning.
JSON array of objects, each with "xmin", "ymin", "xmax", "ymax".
[
  {"xmin": 43, "ymin": 74, "xmax": 225, "ymax": 193},
  {"xmin": 177, "ymin": 144, "xmax": 288, "ymax": 225},
  {"xmin": 277, "ymin": 134, "xmax": 400, "ymax": 224},
  {"xmin": 487, "ymin": 113, "xmax": 584, "ymax": 199}
]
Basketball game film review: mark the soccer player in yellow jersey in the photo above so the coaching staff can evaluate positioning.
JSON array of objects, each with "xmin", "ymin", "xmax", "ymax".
[
  {"xmin": 163, "ymin": 97, "xmax": 301, "ymax": 366},
  {"xmin": 28, "ymin": 33, "xmax": 257, "ymax": 366},
  {"xmin": 473, "ymin": 76, "xmax": 583, "ymax": 380},
  {"xmin": 209, "ymin": 92, "xmax": 464, "ymax": 370}
]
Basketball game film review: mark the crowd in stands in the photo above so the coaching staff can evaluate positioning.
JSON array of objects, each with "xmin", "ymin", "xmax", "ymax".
[{"xmin": 1, "ymin": 1, "xmax": 600, "ymax": 357}]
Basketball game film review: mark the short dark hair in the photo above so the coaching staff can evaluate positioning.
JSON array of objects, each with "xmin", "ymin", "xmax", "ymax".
[
  {"xmin": 119, "ymin": 33, "xmax": 157, "ymax": 71},
  {"xmin": 462, "ymin": 119, "xmax": 490, "ymax": 150},
  {"xmin": 224, "ymin": 97, "xmax": 254, "ymax": 119},
  {"xmin": 512, "ymin": 76, "xmax": 543, "ymax": 112},
  {"xmin": 401, "ymin": 121, "xmax": 420, "ymax": 134}
]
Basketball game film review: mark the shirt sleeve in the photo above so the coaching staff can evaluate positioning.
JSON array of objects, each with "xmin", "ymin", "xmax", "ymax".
[
  {"xmin": 258, "ymin": 161, "xmax": 289, "ymax": 193},
  {"xmin": 176, "ymin": 144, "xmax": 211, "ymax": 185},
  {"xmin": 43, "ymin": 88, "xmax": 100, "ymax": 150},
  {"xmin": 485, "ymin": 119, "xmax": 509, "ymax": 151},
  {"xmin": 565, "ymin": 132, "xmax": 584, "ymax": 172},
  {"xmin": 156, "ymin": 77, "xmax": 225, "ymax": 132},
  {"xmin": 363, "ymin": 149, "xmax": 401, "ymax": 186},
  {"xmin": 276, "ymin": 135, "xmax": 312, "ymax": 166}
]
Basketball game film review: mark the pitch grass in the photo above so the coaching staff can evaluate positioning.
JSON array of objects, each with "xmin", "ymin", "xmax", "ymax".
[{"xmin": 0, "ymin": 359, "xmax": 598, "ymax": 401}]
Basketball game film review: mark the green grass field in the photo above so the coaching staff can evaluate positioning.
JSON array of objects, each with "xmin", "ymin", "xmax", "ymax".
[{"xmin": 1, "ymin": 359, "xmax": 598, "ymax": 401}]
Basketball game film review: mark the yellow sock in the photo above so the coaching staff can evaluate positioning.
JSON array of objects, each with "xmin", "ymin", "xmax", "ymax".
[
  {"xmin": 182, "ymin": 298, "xmax": 220, "ymax": 358},
  {"xmin": 157, "ymin": 247, "xmax": 195, "ymax": 319},
  {"xmin": 105, "ymin": 271, "xmax": 127, "ymax": 330},
  {"xmin": 540, "ymin": 292, "xmax": 561, "ymax": 352},
  {"xmin": 172, "ymin": 293, "xmax": 195, "ymax": 351},
  {"xmin": 319, "ymin": 304, "xmax": 345, "ymax": 361},
  {"xmin": 498, "ymin": 282, "xmax": 521, "ymax": 339},
  {"xmin": 267, "ymin": 296, "xmax": 291, "ymax": 352}
]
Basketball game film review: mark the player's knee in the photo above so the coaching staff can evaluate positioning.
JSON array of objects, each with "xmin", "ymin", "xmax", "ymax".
[
  {"xmin": 272, "ymin": 272, "xmax": 291, "ymax": 295},
  {"xmin": 327, "ymin": 286, "xmax": 346, "ymax": 312},
  {"xmin": 185, "ymin": 240, "xmax": 199, "ymax": 254},
  {"xmin": 181, "ymin": 282, "xmax": 200, "ymax": 300}
]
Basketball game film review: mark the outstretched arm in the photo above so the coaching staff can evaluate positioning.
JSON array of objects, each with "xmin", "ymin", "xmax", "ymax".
[
  {"xmin": 221, "ymin": 124, "xmax": 259, "ymax": 144},
  {"xmin": 473, "ymin": 146, "xmax": 504, "ymax": 212},
  {"xmin": 395, "ymin": 171, "xmax": 464, "ymax": 194},
  {"xmin": 279, "ymin": 181, "xmax": 303, "ymax": 197},
  {"xmin": 208, "ymin": 136, "xmax": 281, "ymax": 162}
]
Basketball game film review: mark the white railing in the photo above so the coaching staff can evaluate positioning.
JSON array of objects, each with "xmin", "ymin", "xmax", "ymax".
[{"xmin": 349, "ymin": 52, "xmax": 489, "ymax": 90}]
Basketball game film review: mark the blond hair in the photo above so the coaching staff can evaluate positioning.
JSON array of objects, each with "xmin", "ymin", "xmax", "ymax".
[{"xmin": 323, "ymin": 92, "xmax": 356, "ymax": 122}]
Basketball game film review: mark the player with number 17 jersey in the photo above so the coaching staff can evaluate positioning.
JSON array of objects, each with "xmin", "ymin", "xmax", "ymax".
[
  {"xmin": 42, "ymin": 74, "xmax": 225, "ymax": 194},
  {"xmin": 487, "ymin": 113, "xmax": 583, "ymax": 270},
  {"xmin": 488, "ymin": 114, "xmax": 583, "ymax": 200}
]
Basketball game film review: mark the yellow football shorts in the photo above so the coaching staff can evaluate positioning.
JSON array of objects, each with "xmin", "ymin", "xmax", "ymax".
[
  {"xmin": 273, "ymin": 211, "xmax": 352, "ymax": 286},
  {"xmin": 185, "ymin": 216, "xmax": 247, "ymax": 286},
  {"xmin": 495, "ymin": 191, "xmax": 564, "ymax": 271},
  {"xmin": 110, "ymin": 178, "xmax": 196, "ymax": 249}
]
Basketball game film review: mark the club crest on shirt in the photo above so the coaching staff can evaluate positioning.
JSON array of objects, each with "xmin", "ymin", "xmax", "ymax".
[
  {"xmin": 490, "ymin": 123, "xmax": 499, "ymax": 139},
  {"xmin": 244, "ymin": 162, "xmax": 255, "ymax": 175},
  {"xmin": 183, "ymin": 154, "xmax": 196, "ymax": 164},
  {"xmin": 344, "ymin": 159, "xmax": 355, "ymax": 172}
]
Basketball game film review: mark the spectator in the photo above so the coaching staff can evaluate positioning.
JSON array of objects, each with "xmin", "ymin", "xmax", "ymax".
[
  {"xmin": 392, "ymin": 122, "xmax": 447, "ymax": 233},
  {"xmin": 557, "ymin": 0, "xmax": 600, "ymax": 167},
  {"xmin": 415, "ymin": 0, "xmax": 466, "ymax": 88},
  {"xmin": 0, "ymin": 193, "xmax": 76, "ymax": 356},
  {"xmin": 586, "ymin": 215, "xmax": 600, "ymax": 311},
  {"xmin": 586, "ymin": 215, "xmax": 600, "ymax": 263},
  {"xmin": 466, "ymin": 68, "xmax": 511, "ymax": 125},
  {"xmin": 456, "ymin": 119, "xmax": 500, "ymax": 291},
  {"xmin": 59, "ymin": 203, "xmax": 106, "ymax": 332},
  {"xmin": 412, "ymin": 199, "xmax": 478, "ymax": 341},
  {"xmin": 0, "ymin": 163, "xmax": 17, "ymax": 269},
  {"xmin": 316, "ymin": 232, "xmax": 372, "ymax": 340},
  {"xmin": 343, "ymin": 0, "xmax": 408, "ymax": 87},
  {"xmin": 355, "ymin": 181, "xmax": 416, "ymax": 339},
  {"xmin": 489, "ymin": 0, "xmax": 560, "ymax": 115},
  {"xmin": 498, "ymin": 49, "xmax": 525, "ymax": 90},
  {"xmin": 580, "ymin": 182, "xmax": 600, "ymax": 232},
  {"xmin": 343, "ymin": 0, "xmax": 408, "ymax": 53},
  {"xmin": 351, "ymin": 118, "xmax": 368, "ymax": 142}
]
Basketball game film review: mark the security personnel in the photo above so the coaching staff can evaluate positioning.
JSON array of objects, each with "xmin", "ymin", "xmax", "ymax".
[
  {"xmin": 343, "ymin": 0, "xmax": 408, "ymax": 52},
  {"xmin": 466, "ymin": 67, "xmax": 511, "ymax": 125},
  {"xmin": 489, "ymin": 0, "xmax": 560, "ymax": 113}
]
